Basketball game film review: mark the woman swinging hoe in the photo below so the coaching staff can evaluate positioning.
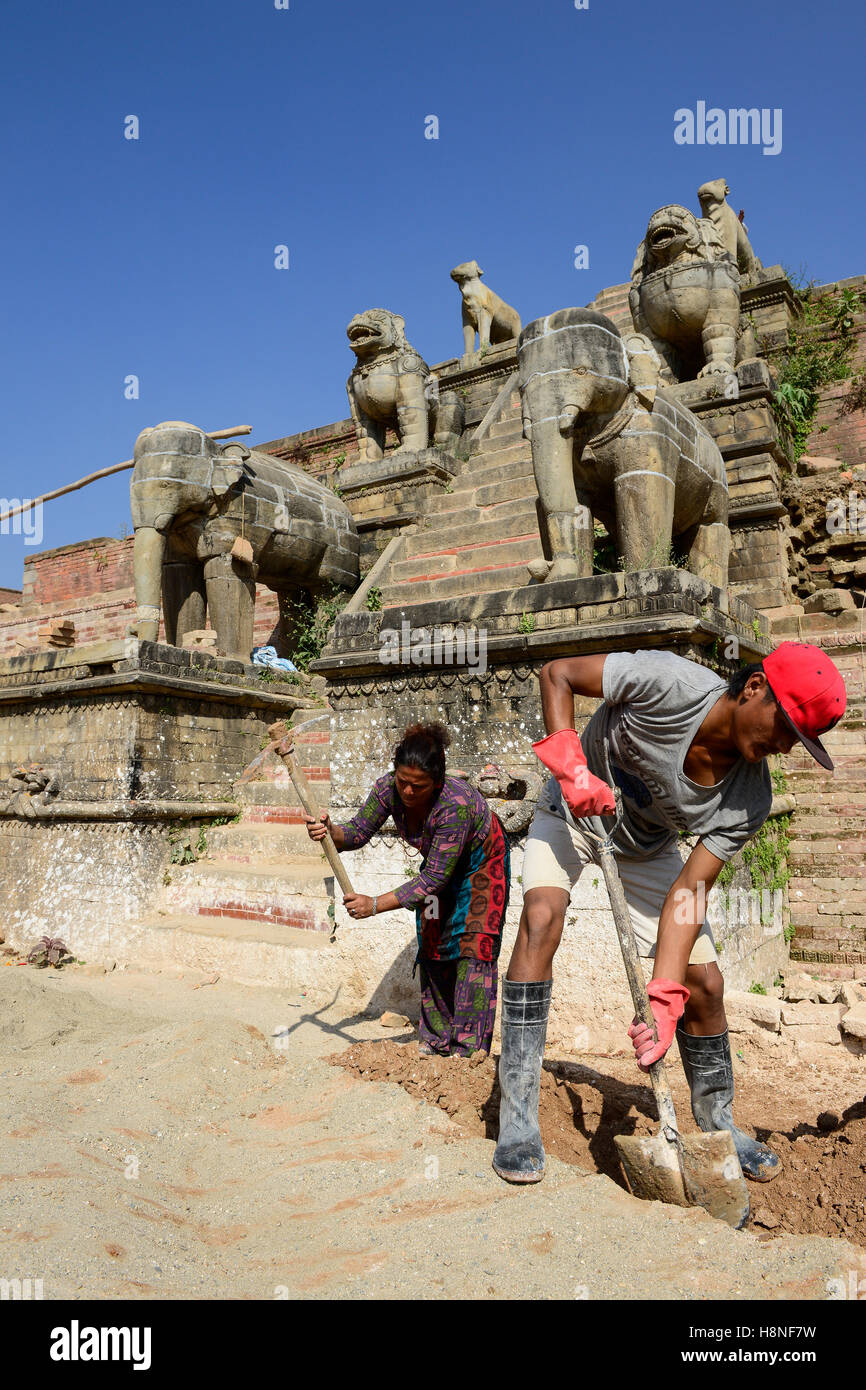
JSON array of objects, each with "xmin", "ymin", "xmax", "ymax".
[{"xmin": 305, "ymin": 722, "xmax": 511, "ymax": 1057}]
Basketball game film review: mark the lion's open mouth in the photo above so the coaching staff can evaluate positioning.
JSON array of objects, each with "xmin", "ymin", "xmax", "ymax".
[
  {"xmin": 348, "ymin": 324, "xmax": 381, "ymax": 343},
  {"xmin": 649, "ymin": 224, "xmax": 684, "ymax": 248}
]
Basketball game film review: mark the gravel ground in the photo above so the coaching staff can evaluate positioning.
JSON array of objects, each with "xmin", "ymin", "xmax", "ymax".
[{"xmin": 1, "ymin": 962, "xmax": 864, "ymax": 1301}]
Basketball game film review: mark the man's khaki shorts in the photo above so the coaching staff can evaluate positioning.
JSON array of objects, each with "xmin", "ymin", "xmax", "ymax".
[{"xmin": 522, "ymin": 809, "xmax": 718, "ymax": 966}]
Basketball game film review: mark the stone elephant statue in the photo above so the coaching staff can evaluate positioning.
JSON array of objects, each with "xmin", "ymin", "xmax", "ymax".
[
  {"xmin": 517, "ymin": 308, "xmax": 730, "ymax": 590},
  {"xmin": 130, "ymin": 421, "xmax": 359, "ymax": 661}
]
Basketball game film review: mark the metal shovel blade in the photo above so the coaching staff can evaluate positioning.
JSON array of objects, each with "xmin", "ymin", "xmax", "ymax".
[{"xmin": 616, "ymin": 1128, "xmax": 749, "ymax": 1230}]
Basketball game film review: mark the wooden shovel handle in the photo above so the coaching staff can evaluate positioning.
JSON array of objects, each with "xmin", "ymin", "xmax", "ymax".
[
  {"xmin": 267, "ymin": 723, "xmax": 354, "ymax": 897},
  {"xmin": 597, "ymin": 842, "xmax": 679, "ymax": 1135}
]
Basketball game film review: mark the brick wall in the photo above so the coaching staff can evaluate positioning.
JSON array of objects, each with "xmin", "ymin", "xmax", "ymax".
[
  {"xmin": 0, "ymin": 536, "xmax": 283, "ymax": 657},
  {"xmin": 772, "ymin": 611, "xmax": 866, "ymax": 977},
  {"xmin": 804, "ymin": 383, "xmax": 866, "ymax": 469}
]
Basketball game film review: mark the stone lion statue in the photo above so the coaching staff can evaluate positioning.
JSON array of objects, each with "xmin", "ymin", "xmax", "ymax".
[
  {"xmin": 346, "ymin": 309, "xmax": 463, "ymax": 462},
  {"xmin": 628, "ymin": 204, "xmax": 741, "ymax": 382}
]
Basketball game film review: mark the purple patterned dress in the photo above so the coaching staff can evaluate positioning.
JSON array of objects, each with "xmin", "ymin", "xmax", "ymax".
[{"xmin": 334, "ymin": 774, "xmax": 510, "ymax": 1056}]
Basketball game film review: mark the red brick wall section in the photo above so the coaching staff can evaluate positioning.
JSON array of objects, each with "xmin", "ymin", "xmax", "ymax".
[
  {"xmin": 804, "ymin": 383, "xmax": 866, "ymax": 469},
  {"xmin": 25, "ymin": 537, "xmax": 135, "ymax": 607},
  {"xmin": 785, "ymin": 615, "xmax": 866, "ymax": 977},
  {"xmin": 0, "ymin": 536, "xmax": 285, "ymax": 657}
]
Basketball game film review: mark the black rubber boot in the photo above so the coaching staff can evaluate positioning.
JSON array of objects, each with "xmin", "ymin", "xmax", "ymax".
[
  {"xmin": 492, "ymin": 979, "xmax": 552, "ymax": 1184},
  {"xmin": 676, "ymin": 1025, "xmax": 780, "ymax": 1182}
]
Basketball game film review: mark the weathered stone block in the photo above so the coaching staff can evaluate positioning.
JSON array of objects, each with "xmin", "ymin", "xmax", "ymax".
[{"xmin": 725, "ymin": 990, "xmax": 782, "ymax": 1032}]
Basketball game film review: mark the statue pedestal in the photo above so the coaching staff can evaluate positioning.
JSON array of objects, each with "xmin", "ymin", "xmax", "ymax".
[
  {"xmin": 0, "ymin": 638, "xmax": 320, "ymax": 957},
  {"xmin": 316, "ymin": 568, "xmax": 768, "ymax": 805},
  {"xmin": 335, "ymin": 448, "xmax": 461, "ymax": 566},
  {"xmin": 668, "ymin": 358, "xmax": 792, "ymax": 611}
]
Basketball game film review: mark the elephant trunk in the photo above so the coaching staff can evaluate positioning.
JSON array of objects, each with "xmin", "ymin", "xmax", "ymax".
[{"xmin": 133, "ymin": 526, "xmax": 166, "ymax": 642}]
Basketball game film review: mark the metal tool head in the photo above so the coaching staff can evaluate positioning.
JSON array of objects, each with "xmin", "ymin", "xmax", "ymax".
[
  {"xmin": 616, "ymin": 1128, "xmax": 749, "ymax": 1230},
  {"xmin": 236, "ymin": 711, "xmax": 328, "ymax": 785}
]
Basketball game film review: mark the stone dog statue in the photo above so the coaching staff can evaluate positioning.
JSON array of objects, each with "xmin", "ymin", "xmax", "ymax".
[
  {"xmin": 629, "ymin": 204, "xmax": 742, "ymax": 382},
  {"xmin": 697, "ymin": 178, "xmax": 761, "ymax": 277},
  {"xmin": 346, "ymin": 309, "xmax": 464, "ymax": 462},
  {"xmin": 130, "ymin": 421, "xmax": 359, "ymax": 662},
  {"xmin": 517, "ymin": 308, "xmax": 730, "ymax": 591},
  {"xmin": 450, "ymin": 261, "xmax": 521, "ymax": 356}
]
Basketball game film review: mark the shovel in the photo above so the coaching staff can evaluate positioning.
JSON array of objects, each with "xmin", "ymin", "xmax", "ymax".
[
  {"xmin": 237, "ymin": 714, "xmax": 354, "ymax": 941},
  {"xmin": 582, "ymin": 745, "xmax": 749, "ymax": 1230}
]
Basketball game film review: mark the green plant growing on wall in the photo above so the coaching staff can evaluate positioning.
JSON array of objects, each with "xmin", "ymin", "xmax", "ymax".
[
  {"xmin": 168, "ymin": 822, "xmax": 198, "ymax": 865},
  {"xmin": 841, "ymin": 374, "xmax": 866, "ymax": 417},
  {"xmin": 592, "ymin": 523, "xmax": 617, "ymax": 574},
  {"xmin": 366, "ymin": 586, "xmax": 383, "ymax": 611},
  {"xmin": 286, "ymin": 583, "xmax": 350, "ymax": 672},
  {"xmin": 518, "ymin": 611, "xmax": 535, "ymax": 634},
  {"xmin": 749, "ymin": 982, "xmax": 767, "ymax": 995},
  {"xmin": 772, "ymin": 284, "xmax": 866, "ymax": 459},
  {"xmin": 742, "ymin": 813, "xmax": 791, "ymax": 894}
]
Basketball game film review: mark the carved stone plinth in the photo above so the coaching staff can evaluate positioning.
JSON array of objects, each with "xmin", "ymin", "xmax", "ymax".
[
  {"xmin": 668, "ymin": 358, "xmax": 793, "ymax": 609},
  {"xmin": 316, "ymin": 570, "xmax": 769, "ymax": 807},
  {"xmin": 0, "ymin": 639, "xmax": 320, "ymax": 956},
  {"xmin": 335, "ymin": 448, "xmax": 461, "ymax": 560}
]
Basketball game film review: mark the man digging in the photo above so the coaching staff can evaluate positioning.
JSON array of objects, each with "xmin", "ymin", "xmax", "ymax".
[{"xmin": 493, "ymin": 642, "xmax": 847, "ymax": 1185}]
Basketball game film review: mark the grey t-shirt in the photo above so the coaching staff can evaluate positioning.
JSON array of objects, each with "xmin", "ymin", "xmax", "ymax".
[{"xmin": 536, "ymin": 650, "xmax": 773, "ymax": 862}]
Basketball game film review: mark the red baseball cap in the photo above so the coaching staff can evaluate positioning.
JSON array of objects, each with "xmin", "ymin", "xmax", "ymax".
[{"xmin": 763, "ymin": 642, "xmax": 847, "ymax": 770}]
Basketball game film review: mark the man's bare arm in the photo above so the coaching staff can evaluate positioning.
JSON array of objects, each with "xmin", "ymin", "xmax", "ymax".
[
  {"xmin": 538, "ymin": 654, "xmax": 608, "ymax": 733},
  {"xmin": 653, "ymin": 841, "xmax": 725, "ymax": 983}
]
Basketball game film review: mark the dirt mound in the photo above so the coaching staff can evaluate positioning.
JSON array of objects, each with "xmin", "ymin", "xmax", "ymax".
[
  {"xmin": 0, "ymin": 972, "xmax": 138, "ymax": 1052},
  {"xmin": 752, "ymin": 1101, "xmax": 866, "ymax": 1243},
  {"xmin": 333, "ymin": 1039, "xmax": 866, "ymax": 1245},
  {"xmin": 333, "ymin": 1040, "xmax": 663, "ymax": 1182}
]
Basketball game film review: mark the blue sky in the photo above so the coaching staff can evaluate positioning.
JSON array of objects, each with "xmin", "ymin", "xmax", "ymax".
[{"xmin": 1, "ymin": 0, "xmax": 863, "ymax": 589}]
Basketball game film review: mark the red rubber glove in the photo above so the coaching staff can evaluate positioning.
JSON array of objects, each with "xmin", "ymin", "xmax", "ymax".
[
  {"xmin": 628, "ymin": 979, "xmax": 690, "ymax": 1072},
  {"xmin": 532, "ymin": 729, "xmax": 616, "ymax": 817}
]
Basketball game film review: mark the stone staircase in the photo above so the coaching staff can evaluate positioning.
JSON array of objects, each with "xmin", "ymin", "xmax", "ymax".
[
  {"xmin": 379, "ymin": 392, "xmax": 544, "ymax": 612},
  {"xmin": 125, "ymin": 726, "xmax": 338, "ymax": 986}
]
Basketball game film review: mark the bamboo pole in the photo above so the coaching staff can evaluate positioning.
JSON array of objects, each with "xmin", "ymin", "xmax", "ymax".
[{"xmin": 0, "ymin": 426, "xmax": 253, "ymax": 526}]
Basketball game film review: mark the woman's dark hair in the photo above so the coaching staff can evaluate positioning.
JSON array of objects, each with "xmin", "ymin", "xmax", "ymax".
[
  {"xmin": 393, "ymin": 721, "xmax": 450, "ymax": 785},
  {"xmin": 727, "ymin": 660, "xmax": 772, "ymax": 699}
]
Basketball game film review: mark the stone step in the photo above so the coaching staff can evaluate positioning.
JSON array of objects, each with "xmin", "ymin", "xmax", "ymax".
[
  {"xmin": 423, "ymin": 487, "xmax": 483, "ymax": 518},
  {"xmin": 391, "ymin": 534, "xmax": 543, "ymax": 583},
  {"xmin": 235, "ymin": 780, "xmax": 328, "ymax": 808},
  {"xmin": 488, "ymin": 413, "xmax": 524, "ymax": 439},
  {"xmin": 126, "ymin": 912, "xmax": 332, "ymax": 990},
  {"xmin": 382, "ymin": 559, "xmax": 535, "ymax": 606},
  {"xmin": 452, "ymin": 457, "xmax": 535, "ymax": 490},
  {"xmin": 466, "ymin": 439, "xmax": 529, "ymax": 470},
  {"xmin": 403, "ymin": 506, "xmax": 540, "ymax": 557},
  {"xmin": 165, "ymin": 859, "xmax": 333, "ymax": 928},
  {"xmin": 204, "ymin": 821, "xmax": 317, "ymax": 858},
  {"xmin": 424, "ymin": 475, "xmax": 539, "ymax": 518},
  {"xmin": 474, "ymin": 476, "xmax": 539, "ymax": 509}
]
